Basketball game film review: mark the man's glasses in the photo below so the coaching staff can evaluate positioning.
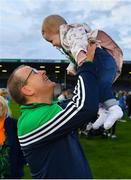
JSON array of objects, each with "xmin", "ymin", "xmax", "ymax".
[{"xmin": 23, "ymin": 68, "xmax": 38, "ymax": 85}]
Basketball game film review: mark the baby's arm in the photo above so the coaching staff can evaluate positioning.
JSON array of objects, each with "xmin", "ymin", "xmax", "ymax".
[
  {"xmin": 77, "ymin": 41, "xmax": 97, "ymax": 64},
  {"xmin": 77, "ymin": 50, "xmax": 87, "ymax": 65},
  {"xmin": 65, "ymin": 27, "xmax": 91, "ymax": 65},
  {"xmin": 65, "ymin": 26, "xmax": 97, "ymax": 74},
  {"xmin": 66, "ymin": 51, "xmax": 86, "ymax": 76}
]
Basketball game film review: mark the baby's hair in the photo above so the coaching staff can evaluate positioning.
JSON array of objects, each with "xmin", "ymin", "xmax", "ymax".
[
  {"xmin": 0, "ymin": 96, "xmax": 8, "ymax": 118},
  {"xmin": 42, "ymin": 14, "xmax": 67, "ymax": 35}
]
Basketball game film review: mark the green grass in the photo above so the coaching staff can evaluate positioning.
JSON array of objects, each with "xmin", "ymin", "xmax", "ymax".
[
  {"xmin": 9, "ymin": 102, "xmax": 131, "ymax": 179},
  {"xmin": 80, "ymin": 117, "xmax": 131, "ymax": 179}
]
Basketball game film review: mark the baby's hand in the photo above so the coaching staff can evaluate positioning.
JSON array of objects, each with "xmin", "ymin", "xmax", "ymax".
[
  {"xmin": 66, "ymin": 62, "xmax": 76, "ymax": 76},
  {"xmin": 67, "ymin": 69, "xmax": 76, "ymax": 76}
]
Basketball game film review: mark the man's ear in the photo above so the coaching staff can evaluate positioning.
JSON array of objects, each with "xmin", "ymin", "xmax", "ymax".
[{"xmin": 21, "ymin": 85, "xmax": 34, "ymax": 96}]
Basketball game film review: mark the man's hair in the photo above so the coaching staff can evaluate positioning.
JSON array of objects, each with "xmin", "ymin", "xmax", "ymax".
[
  {"xmin": 7, "ymin": 65, "xmax": 27, "ymax": 105},
  {"xmin": 42, "ymin": 14, "xmax": 67, "ymax": 35}
]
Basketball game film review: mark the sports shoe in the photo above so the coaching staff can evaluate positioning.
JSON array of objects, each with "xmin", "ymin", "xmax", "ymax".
[
  {"xmin": 104, "ymin": 105, "xmax": 123, "ymax": 130},
  {"xmin": 92, "ymin": 107, "xmax": 108, "ymax": 129}
]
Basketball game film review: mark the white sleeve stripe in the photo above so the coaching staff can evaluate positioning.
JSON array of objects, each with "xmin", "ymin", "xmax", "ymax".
[
  {"xmin": 76, "ymin": 79, "xmax": 81, "ymax": 107},
  {"xmin": 20, "ymin": 106, "xmax": 80, "ymax": 146},
  {"xmin": 72, "ymin": 92, "xmax": 78, "ymax": 102},
  {"xmin": 19, "ymin": 76, "xmax": 85, "ymax": 145},
  {"xmin": 72, "ymin": 80, "xmax": 79, "ymax": 102},
  {"xmin": 19, "ymin": 104, "xmax": 76, "ymax": 143},
  {"xmin": 19, "ymin": 100, "xmax": 75, "ymax": 139}
]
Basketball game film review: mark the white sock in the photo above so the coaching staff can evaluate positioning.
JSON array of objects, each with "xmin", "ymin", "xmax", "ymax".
[
  {"xmin": 104, "ymin": 105, "xmax": 123, "ymax": 130},
  {"xmin": 92, "ymin": 107, "xmax": 108, "ymax": 129}
]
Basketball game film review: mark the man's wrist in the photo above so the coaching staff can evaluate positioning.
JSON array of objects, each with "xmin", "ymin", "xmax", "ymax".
[
  {"xmin": 78, "ymin": 58, "xmax": 93, "ymax": 67},
  {"xmin": 84, "ymin": 58, "xmax": 93, "ymax": 63}
]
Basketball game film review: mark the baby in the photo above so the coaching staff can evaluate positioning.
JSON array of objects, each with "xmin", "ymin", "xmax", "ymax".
[{"xmin": 41, "ymin": 14, "xmax": 123, "ymax": 130}]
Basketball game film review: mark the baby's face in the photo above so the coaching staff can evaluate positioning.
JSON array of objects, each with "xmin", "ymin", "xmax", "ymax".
[{"xmin": 44, "ymin": 32, "xmax": 61, "ymax": 48}]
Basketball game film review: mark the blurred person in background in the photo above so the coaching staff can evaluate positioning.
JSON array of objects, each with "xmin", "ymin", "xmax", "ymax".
[
  {"xmin": 118, "ymin": 91, "xmax": 127, "ymax": 115},
  {"xmin": 57, "ymin": 88, "xmax": 68, "ymax": 102},
  {"xmin": 0, "ymin": 95, "xmax": 11, "ymax": 178},
  {"xmin": 0, "ymin": 91, "xmax": 25, "ymax": 179}
]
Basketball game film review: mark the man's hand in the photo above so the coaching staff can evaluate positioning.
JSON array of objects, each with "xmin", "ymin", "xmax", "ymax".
[{"xmin": 86, "ymin": 42, "xmax": 97, "ymax": 62}]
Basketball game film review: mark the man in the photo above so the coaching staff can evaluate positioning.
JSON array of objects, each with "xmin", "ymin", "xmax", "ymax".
[{"xmin": 7, "ymin": 45, "xmax": 99, "ymax": 179}]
